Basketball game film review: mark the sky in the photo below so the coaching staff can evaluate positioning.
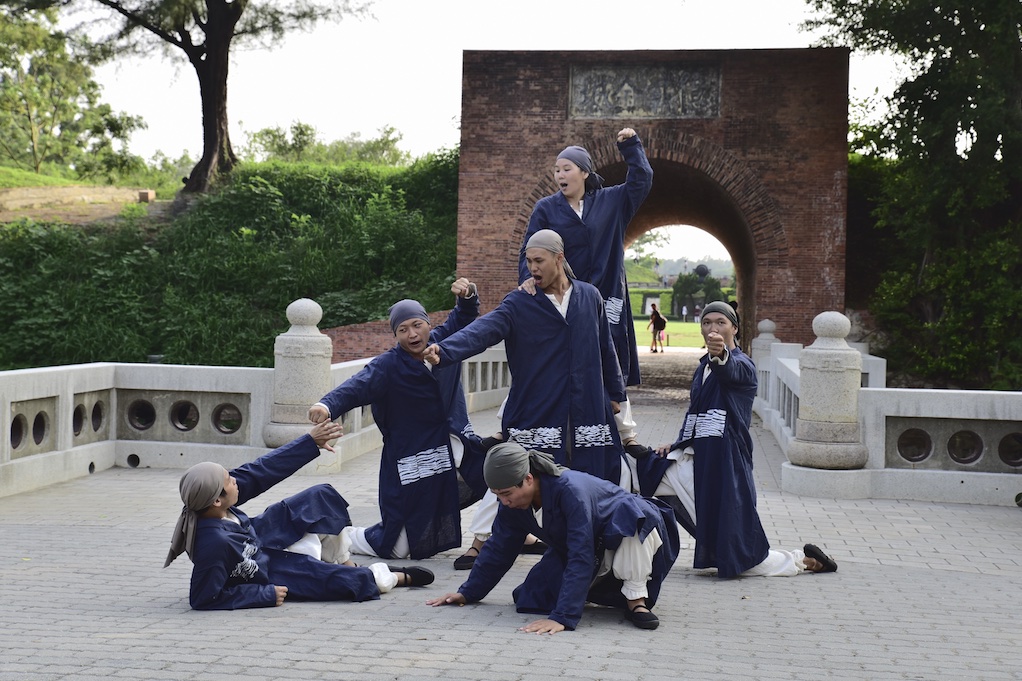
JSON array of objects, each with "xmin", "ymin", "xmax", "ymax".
[{"xmin": 88, "ymin": 0, "xmax": 907, "ymax": 262}]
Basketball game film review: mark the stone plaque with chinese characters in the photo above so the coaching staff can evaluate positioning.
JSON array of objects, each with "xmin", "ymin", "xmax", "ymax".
[{"xmin": 569, "ymin": 64, "xmax": 720, "ymax": 119}]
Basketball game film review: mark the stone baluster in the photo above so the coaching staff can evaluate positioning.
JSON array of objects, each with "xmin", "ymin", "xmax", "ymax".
[
  {"xmin": 750, "ymin": 319, "xmax": 780, "ymax": 406},
  {"xmin": 786, "ymin": 311, "xmax": 868, "ymax": 469},
  {"xmin": 262, "ymin": 299, "xmax": 334, "ymax": 448},
  {"xmin": 750, "ymin": 318, "xmax": 778, "ymax": 366}
]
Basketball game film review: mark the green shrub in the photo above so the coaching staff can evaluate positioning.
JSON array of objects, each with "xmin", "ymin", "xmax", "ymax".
[
  {"xmin": 870, "ymin": 222, "xmax": 1022, "ymax": 389},
  {"xmin": 0, "ymin": 221, "xmax": 158, "ymax": 368},
  {"xmin": 629, "ymin": 288, "xmax": 673, "ymax": 320},
  {"xmin": 0, "ymin": 155, "xmax": 460, "ymax": 369}
]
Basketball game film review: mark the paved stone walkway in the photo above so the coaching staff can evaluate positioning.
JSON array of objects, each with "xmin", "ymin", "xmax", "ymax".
[{"xmin": 2, "ymin": 348, "xmax": 1021, "ymax": 680}]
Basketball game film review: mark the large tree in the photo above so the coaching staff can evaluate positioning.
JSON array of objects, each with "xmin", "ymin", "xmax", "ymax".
[
  {"xmin": 1, "ymin": 0, "xmax": 368, "ymax": 193},
  {"xmin": 0, "ymin": 7, "xmax": 143, "ymax": 173},
  {"xmin": 804, "ymin": 0, "xmax": 1022, "ymax": 387}
]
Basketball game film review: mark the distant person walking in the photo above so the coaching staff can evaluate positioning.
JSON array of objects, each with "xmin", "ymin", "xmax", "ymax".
[
  {"xmin": 681, "ymin": 305, "xmax": 688, "ymax": 323},
  {"xmin": 647, "ymin": 303, "xmax": 666, "ymax": 353}
]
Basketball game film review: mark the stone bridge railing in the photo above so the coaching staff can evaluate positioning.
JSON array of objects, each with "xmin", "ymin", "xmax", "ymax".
[
  {"xmin": 0, "ymin": 299, "xmax": 509, "ymax": 499},
  {"xmin": 753, "ymin": 313, "xmax": 1022, "ymax": 507},
  {"xmin": 6, "ymin": 302, "xmax": 1022, "ymax": 507}
]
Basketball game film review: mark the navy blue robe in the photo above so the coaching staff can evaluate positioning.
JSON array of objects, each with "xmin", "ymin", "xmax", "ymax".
[
  {"xmin": 457, "ymin": 470, "xmax": 679, "ymax": 630},
  {"xmin": 317, "ymin": 296, "xmax": 486, "ymax": 559},
  {"xmin": 188, "ymin": 435, "xmax": 379, "ymax": 610},
  {"xmin": 519, "ymin": 135, "xmax": 653, "ymax": 386},
  {"xmin": 436, "ymin": 282, "xmax": 626, "ymax": 483},
  {"xmin": 635, "ymin": 347, "xmax": 770, "ymax": 578}
]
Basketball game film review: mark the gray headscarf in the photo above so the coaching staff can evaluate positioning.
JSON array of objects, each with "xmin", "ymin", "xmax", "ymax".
[
  {"xmin": 164, "ymin": 462, "xmax": 227, "ymax": 567},
  {"xmin": 484, "ymin": 441, "xmax": 566, "ymax": 490},
  {"xmin": 557, "ymin": 145, "xmax": 605, "ymax": 193},
  {"xmin": 524, "ymin": 229, "xmax": 576, "ymax": 280},
  {"xmin": 701, "ymin": 300, "xmax": 739, "ymax": 328}
]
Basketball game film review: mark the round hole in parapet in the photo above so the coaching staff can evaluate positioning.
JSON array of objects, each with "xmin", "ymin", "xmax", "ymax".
[
  {"xmin": 170, "ymin": 401, "xmax": 200, "ymax": 431},
  {"xmin": 73, "ymin": 404, "xmax": 86, "ymax": 436},
  {"xmin": 127, "ymin": 400, "xmax": 157, "ymax": 431},
  {"xmin": 127, "ymin": 454, "xmax": 140, "ymax": 468},
  {"xmin": 998, "ymin": 433, "xmax": 1022, "ymax": 468},
  {"xmin": 11, "ymin": 413, "xmax": 27, "ymax": 450},
  {"xmin": 212, "ymin": 403, "xmax": 243, "ymax": 434},
  {"xmin": 91, "ymin": 401, "xmax": 105, "ymax": 432},
  {"xmin": 32, "ymin": 411, "xmax": 48, "ymax": 445},
  {"xmin": 896, "ymin": 428, "xmax": 932, "ymax": 463},
  {"xmin": 947, "ymin": 430, "xmax": 983, "ymax": 465}
]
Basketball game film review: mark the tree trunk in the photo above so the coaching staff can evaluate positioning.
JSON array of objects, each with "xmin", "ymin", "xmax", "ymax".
[{"xmin": 180, "ymin": 2, "xmax": 242, "ymax": 194}]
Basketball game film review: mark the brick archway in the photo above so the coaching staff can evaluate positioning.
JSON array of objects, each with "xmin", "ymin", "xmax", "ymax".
[{"xmin": 458, "ymin": 48, "xmax": 849, "ymax": 345}]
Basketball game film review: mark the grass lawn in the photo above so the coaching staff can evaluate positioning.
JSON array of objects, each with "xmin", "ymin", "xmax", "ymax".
[
  {"xmin": 0, "ymin": 166, "xmax": 78, "ymax": 189},
  {"xmin": 633, "ymin": 319, "xmax": 706, "ymax": 349}
]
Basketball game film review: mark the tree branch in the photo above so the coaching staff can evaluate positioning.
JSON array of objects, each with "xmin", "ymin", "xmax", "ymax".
[{"xmin": 90, "ymin": 0, "xmax": 187, "ymax": 51}]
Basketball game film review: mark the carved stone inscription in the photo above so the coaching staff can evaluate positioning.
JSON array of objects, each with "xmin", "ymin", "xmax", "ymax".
[{"xmin": 570, "ymin": 64, "xmax": 720, "ymax": 119}]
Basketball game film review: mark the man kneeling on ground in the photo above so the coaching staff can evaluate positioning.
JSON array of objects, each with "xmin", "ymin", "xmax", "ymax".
[{"xmin": 427, "ymin": 442, "xmax": 679, "ymax": 632}]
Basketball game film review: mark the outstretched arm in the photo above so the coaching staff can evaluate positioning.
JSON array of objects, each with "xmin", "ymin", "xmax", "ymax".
[
  {"xmin": 309, "ymin": 360, "xmax": 387, "ymax": 425},
  {"xmin": 231, "ymin": 430, "xmax": 335, "ymax": 506}
]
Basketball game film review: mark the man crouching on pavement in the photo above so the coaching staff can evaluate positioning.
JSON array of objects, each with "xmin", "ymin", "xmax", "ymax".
[{"xmin": 427, "ymin": 442, "xmax": 679, "ymax": 632}]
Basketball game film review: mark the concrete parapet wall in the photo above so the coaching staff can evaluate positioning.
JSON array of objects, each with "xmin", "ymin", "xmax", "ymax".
[
  {"xmin": 0, "ymin": 347, "xmax": 511, "ymax": 498},
  {"xmin": 754, "ymin": 325, "xmax": 1022, "ymax": 505}
]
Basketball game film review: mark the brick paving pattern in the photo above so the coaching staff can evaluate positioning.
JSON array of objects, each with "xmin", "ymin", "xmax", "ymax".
[{"xmin": 2, "ymin": 348, "xmax": 1021, "ymax": 680}]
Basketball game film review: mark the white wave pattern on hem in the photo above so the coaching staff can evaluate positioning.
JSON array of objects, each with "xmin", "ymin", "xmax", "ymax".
[
  {"xmin": 397, "ymin": 446, "xmax": 453, "ymax": 485},
  {"xmin": 508, "ymin": 426, "xmax": 562, "ymax": 450}
]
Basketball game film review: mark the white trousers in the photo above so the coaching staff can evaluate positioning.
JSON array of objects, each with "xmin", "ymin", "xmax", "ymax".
[
  {"xmin": 653, "ymin": 449, "xmax": 808, "ymax": 577},
  {"xmin": 614, "ymin": 398, "xmax": 637, "ymax": 443},
  {"xmin": 595, "ymin": 528, "xmax": 663, "ymax": 600},
  {"xmin": 340, "ymin": 525, "xmax": 410, "ymax": 560},
  {"xmin": 284, "ymin": 531, "xmax": 398, "ymax": 592}
]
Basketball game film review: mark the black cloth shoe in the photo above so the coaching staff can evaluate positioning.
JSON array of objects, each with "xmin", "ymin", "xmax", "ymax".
[
  {"xmin": 453, "ymin": 546, "xmax": 479, "ymax": 570},
  {"xmin": 803, "ymin": 543, "xmax": 838, "ymax": 573},
  {"xmin": 387, "ymin": 565, "xmax": 435, "ymax": 587},
  {"xmin": 625, "ymin": 603, "xmax": 659, "ymax": 630},
  {"xmin": 519, "ymin": 539, "xmax": 548, "ymax": 555}
]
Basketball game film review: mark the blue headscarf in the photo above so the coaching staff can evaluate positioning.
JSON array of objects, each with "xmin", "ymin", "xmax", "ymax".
[
  {"xmin": 557, "ymin": 145, "xmax": 605, "ymax": 193},
  {"xmin": 388, "ymin": 299, "xmax": 430, "ymax": 334}
]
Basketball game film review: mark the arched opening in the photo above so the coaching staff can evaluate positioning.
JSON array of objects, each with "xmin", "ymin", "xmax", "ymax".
[
  {"xmin": 625, "ymin": 223, "xmax": 734, "ymax": 335},
  {"xmin": 608, "ymin": 154, "xmax": 759, "ymax": 341}
]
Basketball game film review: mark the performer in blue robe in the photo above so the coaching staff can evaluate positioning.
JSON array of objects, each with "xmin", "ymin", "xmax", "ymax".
[
  {"xmin": 634, "ymin": 301, "xmax": 839, "ymax": 578},
  {"xmin": 518, "ymin": 129, "xmax": 653, "ymax": 389},
  {"xmin": 427, "ymin": 236, "xmax": 626, "ymax": 484},
  {"xmin": 427, "ymin": 443, "xmax": 679, "ymax": 632},
  {"xmin": 309, "ymin": 279, "xmax": 487, "ymax": 560},
  {"xmin": 164, "ymin": 422, "xmax": 433, "ymax": 610}
]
